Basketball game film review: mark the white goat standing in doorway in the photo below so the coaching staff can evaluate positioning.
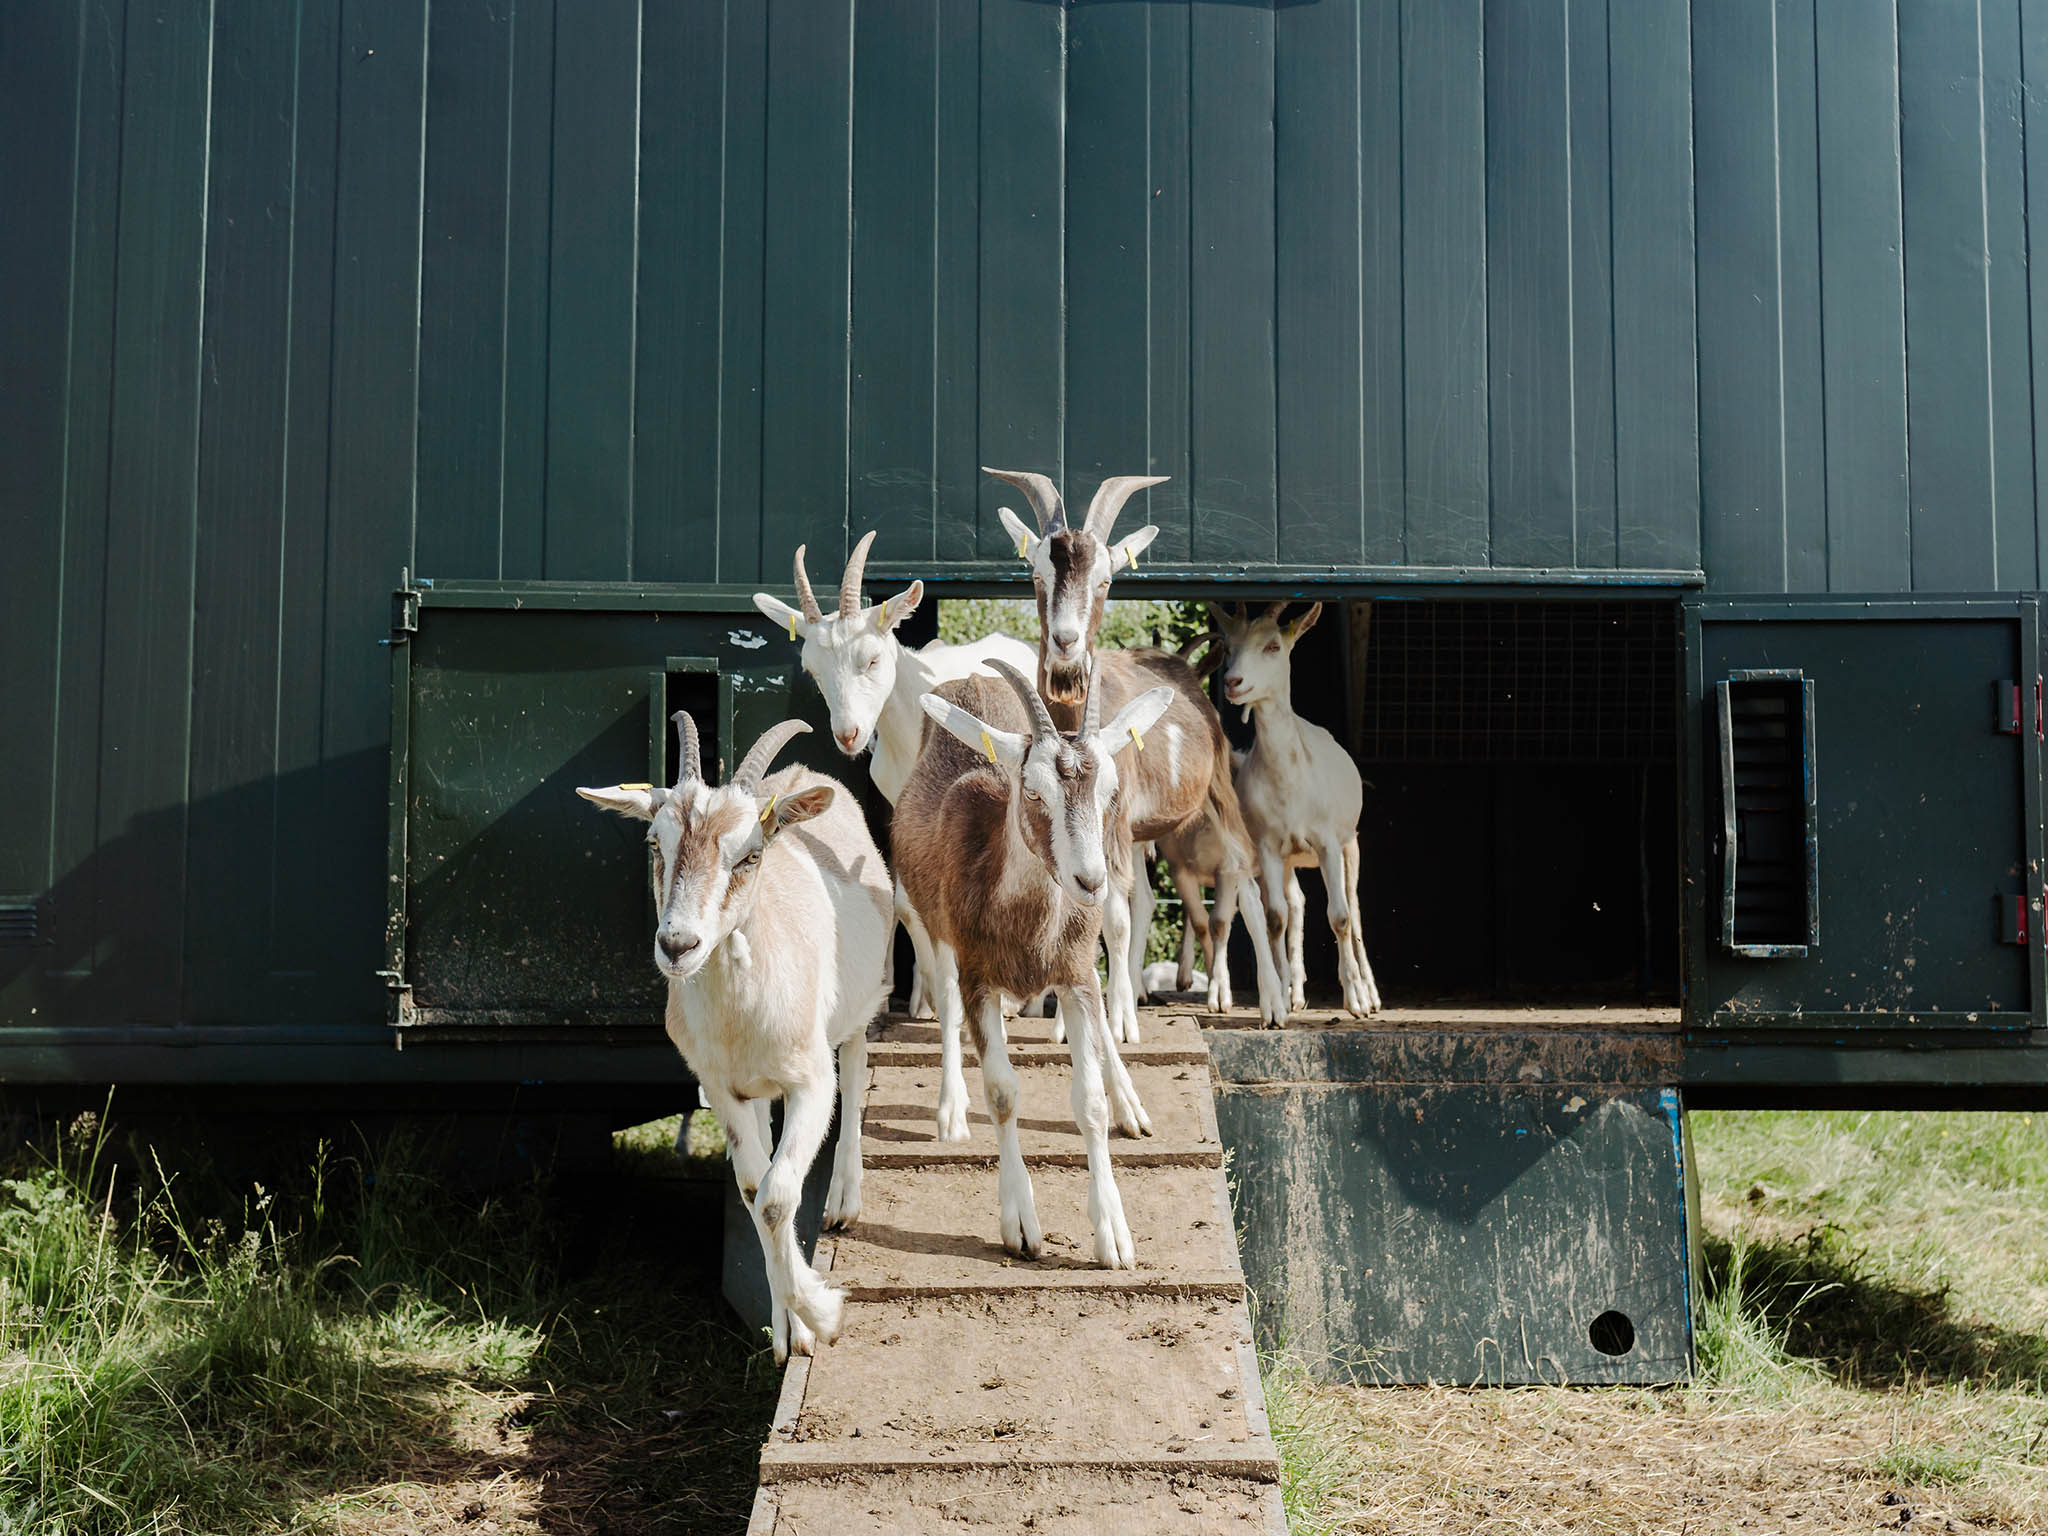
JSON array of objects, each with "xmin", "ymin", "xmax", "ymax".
[
  {"xmin": 578, "ymin": 713, "xmax": 891, "ymax": 1361},
  {"xmin": 896, "ymin": 660, "xmax": 1174, "ymax": 1266},
  {"xmin": 752, "ymin": 533, "xmax": 1036, "ymax": 1142},
  {"xmin": 1202, "ymin": 601, "xmax": 1382, "ymax": 1015}
]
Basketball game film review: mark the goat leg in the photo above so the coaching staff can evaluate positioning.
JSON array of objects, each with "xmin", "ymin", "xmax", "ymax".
[
  {"xmin": 754, "ymin": 1072, "xmax": 846, "ymax": 1360},
  {"xmin": 1061, "ymin": 980, "xmax": 1135, "ymax": 1268},
  {"xmin": 970, "ymin": 984, "xmax": 1042, "ymax": 1260}
]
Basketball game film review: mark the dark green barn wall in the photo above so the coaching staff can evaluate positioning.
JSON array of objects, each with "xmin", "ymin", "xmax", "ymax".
[{"xmin": 3, "ymin": 0, "xmax": 2047, "ymax": 1042}]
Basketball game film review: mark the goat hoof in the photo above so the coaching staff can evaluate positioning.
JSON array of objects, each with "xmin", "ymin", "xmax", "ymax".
[
  {"xmin": 1094, "ymin": 1217, "xmax": 1135, "ymax": 1270},
  {"xmin": 934, "ymin": 1094, "xmax": 971, "ymax": 1145},
  {"xmin": 1110, "ymin": 1085, "xmax": 1154, "ymax": 1139},
  {"xmin": 784, "ymin": 1312, "xmax": 817, "ymax": 1360},
  {"xmin": 797, "ymin": 1284, "xmax": 845, "ymax": 1347}
]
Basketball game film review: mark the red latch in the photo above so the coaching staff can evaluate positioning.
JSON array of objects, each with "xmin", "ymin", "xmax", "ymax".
[{"xmin": 2003, "ymin": 893, "xmax": 2030, "ymax": 946}]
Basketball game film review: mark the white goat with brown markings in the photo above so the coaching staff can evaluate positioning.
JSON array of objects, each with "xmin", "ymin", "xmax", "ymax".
[
  {"xmin": 895, "ymin": 661, "xmax": 1173, "ymax": 1266},
  {"xmin": 578, "ymin": 714, "xmax": 891, "ymax": 1361},
  {"xmin": 989, "ymin": 468, "xmax": 1292, "ymax": 1033},
  {"xmin": 752, "ymin": 533, "xmax": 1037, "ymax": 1142}
]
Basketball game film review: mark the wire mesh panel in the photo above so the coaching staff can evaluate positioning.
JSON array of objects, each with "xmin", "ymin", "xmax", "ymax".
[{"xmin": 1354, "ymin": 600, "xmax": 1678, "ymax": 764}]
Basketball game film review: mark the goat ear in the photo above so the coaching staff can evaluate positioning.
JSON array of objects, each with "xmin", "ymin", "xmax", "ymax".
[
  {"xmin": 1097, "ymin": 685, "xmax": 1176, "ymax": 758},
  {"xmin": 919, "ymin": 692, "xmax": 1028, "ymax": 768},
  {"xmin": 873, "ymin": 580, "xmax": 923, "ymax": 632},
  {"xmin": 1286, "ymin": 601, "xmax": 1323, "ymax": 644},
  {"xmin": 577, "ymin": 784, "xmax": 660, "ymax": 821},
  {"xmin": 1110, "ymin": 525, "xmax": 1159, "ymax": 574},
  {"xmin": 753, "ymin": 592, "xmax": 809, "ymax": 642},
  {"xmin": 764, "ymin": 783, "xmax": 834, "ymax": 835},
  {"xmin": 996, "ymin": 505, "xmax": 1040, "ymax": 564}
]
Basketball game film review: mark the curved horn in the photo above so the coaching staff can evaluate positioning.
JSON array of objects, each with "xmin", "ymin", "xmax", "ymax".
[
  {"xmin": 1206, "ymin": 601, "xmax": 1236, "ymax": 633},
  {"xmin": 839, "ymin": 529, "xmax": 877, "ymax": 618},
  {"xmin": 985, "ymin": 659, "xmax": 1059, "ymax": 743},
  {"xmin": 1081, "ymin": 673, "xmax": 1104, "ymax": 737},
  {"xmin": 1179, "ymin": 630, "xmax": 1223, "ymax": 662},
  {"xmin": 1081, "ymin": 474, "xmax": 1170, "ymax": 538},
  {"xmin": 792, "ymin": 545, "xmax": 825, "ymax": 624},
  {"xmin": 982, "ymin": 467, "xmax": 1067, "ymax": 533},
  {"xmin": 671, "ymin": 710, "xmax": 703, "ymax": 789},
  {"xmin": 1260, "ymin": 601, "xmax": 1289, "ymax": 626},
  {"xmin": 733, "ymin": 719, "xmax": 813, "ymax": 795}
]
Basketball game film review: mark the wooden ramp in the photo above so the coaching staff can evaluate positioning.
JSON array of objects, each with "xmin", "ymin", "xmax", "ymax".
[{"xmin": 747, "ymin": 1009, "xmax": 1288, "ymax": 1535}]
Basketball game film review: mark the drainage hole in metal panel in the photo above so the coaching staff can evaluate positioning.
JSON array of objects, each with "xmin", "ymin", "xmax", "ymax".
[{"xmin": 1589, "ymin": 1310, "xmax": 1636, "ymax": 1357}]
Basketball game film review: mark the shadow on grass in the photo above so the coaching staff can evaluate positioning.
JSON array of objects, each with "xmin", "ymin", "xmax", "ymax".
[
  {"xmin": 1702, "ymin": 1225, "xmax": 2048, "ymax": 1391},
  {"xmin": 0, "ymin": 1115, "xmax": 780, "ymax": 1536}
]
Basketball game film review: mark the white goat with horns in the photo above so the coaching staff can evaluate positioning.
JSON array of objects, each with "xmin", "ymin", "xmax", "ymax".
[
  {"xmin": 896, "ymin": 660, "xmax": 1174, "ymax": 1266},
  {"xmin": 752, "ymin": 532, "xmax": 1037, "ymax": 1142},
  {"xmin": 578, "ymin": 713, "xmax": 891, "ymax": 1361},
  {"xmin": 1195, "ymin": 601, "xmax": 1382, "ymax": 1015}
]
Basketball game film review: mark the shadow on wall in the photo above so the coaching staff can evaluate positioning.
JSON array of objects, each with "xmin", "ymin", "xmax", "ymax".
[{"xmin": 0, "ymin": 748, "xmax": 394, "ymax": 1035}]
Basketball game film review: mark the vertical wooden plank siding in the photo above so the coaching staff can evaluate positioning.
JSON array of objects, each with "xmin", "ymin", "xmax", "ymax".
[
  {"xmin": 1899, "ymin": 0, "xmax": 1999, "ymax": 590},
  {"xmin": 1772, "ymin": 0, "xmax": 1828, "ymax": 593},
  {"xmin": 851, "ymin": 0, "xmax": 940, "ymax": 563},
  {"xmin": 632, "ymin": 0, "xmax": 728, "ymax": 581},
  {"xmin": 414, "ymin": 0, "xmax": 513, "ymax": 580},
  {"xmin": 1065, "ymin": 4, "xmax": 1155, "ymax": 524},
  {"xmin": 1275, "ymin": 0, "xmax": 1366, "ymax": 566},
  {"xmin": 544, "ymin": 0, "xmax": 642, "ymax": 579},
  {"xmin": 1693, "ymin": 0, "xmax": 1789, "ymax": 591},
  {"xmin": 1400, "ymin": 0, "xmax": 1490, "ymax": 567},
  {"xmin": 714, "ymin": 0, "xmax": 768, "ymax": 583},
  {"xmin": 975, "ymin": 0, "xmax": 1064, "ymax": 556},
  {"xmin": 98, "ymin": 0, "xmax": 214, "ymax": 1022},
  {"xmin": 1485, "ymin": 0, "xmax": 1575, "ymax": 569},
  {"xmin": 1982, "ymin": 0, "xmax": 2037, "ymax": 589},
  {"xmin": 184, "ymin": 0, "xmax": 299, "ymax": 1025},
  {"xmin": 1358, "ymin": 0, "xmax": 1408, "ymax": 565},
  {"xmin": 1608, "ymin": 0, "xmax": 1699, "ymax": 573},
  {"xmin": 1814, "ymin": 1, "xmax": 1911, "ymax": 591},
  {"xmin": 0, "ymin": 2, "xmax": 79, "ymax": 900},
  {"xmin": 497, "ymin": 0, "xmax": 554, "ymax": 580},
  {"xmin": 1143, "ymin": 1, "xmax": 1193, "ymax": 562},
  {"xmin": 932, "ymin": 0, "xmax": 982, "ymax": 562},
  {"xmin": 1189, "ymin": 3, "xmax": 1278, "ymax": 564},
  {"xmin": 760, "ymin": 0, "xmax": 855, "ymax": 579},
  {"xmin": 1566, "ymin": 0, "xmax": 1618, "ymax": 571}
]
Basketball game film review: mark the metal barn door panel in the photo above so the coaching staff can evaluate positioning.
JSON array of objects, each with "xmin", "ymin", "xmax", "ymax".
[
  {"xmin": 1685, "ymin": 599, "xmax": 2044, "ymax": 1031},
  {"xmin": 384, "ymin": 586, "xmax": 827, "ymax": 1032}
]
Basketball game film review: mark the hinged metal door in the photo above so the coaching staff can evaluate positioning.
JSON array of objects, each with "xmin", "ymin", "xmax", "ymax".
[{"xmin": 1684, "ymin": 597, "xmax": 2045, "ymax": 1032}]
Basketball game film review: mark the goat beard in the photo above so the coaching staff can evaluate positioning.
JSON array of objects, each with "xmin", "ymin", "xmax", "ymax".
[{"xmin": 1042, "ymin": 657, "xmax": 1091, "ymax": 708}]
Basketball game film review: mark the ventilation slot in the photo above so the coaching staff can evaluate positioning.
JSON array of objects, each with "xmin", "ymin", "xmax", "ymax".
[
  {"xmin": 1717, "ymin": 673, "xmax": 1817, "ymax": 956},
  {"xmin": 0, "ymin": 902, "xmax": 38, "ymax": 945}
]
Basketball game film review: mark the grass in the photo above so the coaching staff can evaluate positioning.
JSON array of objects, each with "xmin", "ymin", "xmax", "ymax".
[
  {"xmin": 1268, "ymin": 1109, "xmax": 2048, "ymax": 1534},
  {"xmin": 0, "ymin": 1106, "xmax": 774, "ymax": 1535}
]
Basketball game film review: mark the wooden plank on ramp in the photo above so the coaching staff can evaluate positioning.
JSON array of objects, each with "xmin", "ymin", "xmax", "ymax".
[{"xmin": 747, "ymin": 1009, "xmax": 1287, "ymax": 1534}]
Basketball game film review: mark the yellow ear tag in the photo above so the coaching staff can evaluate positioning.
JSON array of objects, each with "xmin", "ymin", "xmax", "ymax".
[
  {"xmin": 620, "ymin": 782, "xmax": 652, "ymax": 791},
  {"xmin": 788, "ymin": 614, "xmax": 798, "ymax": 641},
  {"xmin": 759, "ymin": 793, "xmax": 778, "ymax": 827},
  {"xmin": 1129, "ymin": 726, "xmax": 1144, "ymax": 752},
  {"xmin": 878, "ymin": 597, "xmax": 888, "ymax": 626},
  {"xmin": 1127, "ymin": 543, "xmax": 1139, "ymax": 570},
  {"xmin": 1016, "ymin": 534, "xmax": 1029, "ymax": 561},
  {"xmin": 981, "ymin": 729, "xmax": 997, "ymax": 765}
]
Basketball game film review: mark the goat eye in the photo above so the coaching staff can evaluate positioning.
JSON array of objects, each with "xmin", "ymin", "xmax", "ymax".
[{"xmin": 1023, "ymin": 787, "xmax": 1041, "ymax": 802}]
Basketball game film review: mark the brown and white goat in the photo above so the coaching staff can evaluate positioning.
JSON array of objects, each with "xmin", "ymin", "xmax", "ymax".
[
  {"xmin": 988, "ymin": 467, "xmax": 1291, "ymax": 1030},
  {"xmin": 578, "ymin": 715, "xmax": 891, "ymax": 1361},
  {"xmin": 895, "ymin": 661, "xmax": 1173, "ymax": 1266}
]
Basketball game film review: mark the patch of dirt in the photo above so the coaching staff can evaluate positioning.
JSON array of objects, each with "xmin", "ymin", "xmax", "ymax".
[{"xmin": 1294, "ymin": 1383, "xmax": 2048, "ymax": 1534}]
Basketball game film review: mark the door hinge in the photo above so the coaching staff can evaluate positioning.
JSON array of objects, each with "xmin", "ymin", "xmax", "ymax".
[
  {"xmin": 388, "ymin": 567, "xmax": 425, "ymax": 638},
  {"xmin": 375, "ymin": 971, "xmax": 417, "ymax": 1027}
]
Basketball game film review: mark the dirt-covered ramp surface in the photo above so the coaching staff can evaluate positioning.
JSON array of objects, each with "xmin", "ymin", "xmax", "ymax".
[{"xmin": 746, "ymin": 1009, "xmax": 1285, "ymax": 1533}]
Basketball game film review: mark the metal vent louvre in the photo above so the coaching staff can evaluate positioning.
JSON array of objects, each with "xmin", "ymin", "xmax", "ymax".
[
  {"xmin": 0, "ymin": 902, "xmax": 37, "ymax": 944},
  {"xmin": 1715, "ymin": 671, "xmax": 1818, "ymax": 957},
  {"xmin": 1354, "ymin": 600, "xmax": 1677, "ymax": 763}
]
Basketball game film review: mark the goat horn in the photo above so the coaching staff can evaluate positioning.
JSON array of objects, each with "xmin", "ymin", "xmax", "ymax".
[
  {"xmin": 985, "ymin": 659, "xmax": 1059, "ymax": 743},
  {"xmin": 1081, "ymin": 672, "xmax": 1104, "ymax": 737},
  {"xmin": 1260, "ymin": 601, "xmax": 1288, "ymax": 626},
  {"xmin": 839, "ymin": 529, "xmax": 877, "ymax": 618},
  {"xmin": 1179, "ymin": 630, "xmax": 1223, "ymax": 662},
  {"xmin": 671, "ymin": 710, "xmax": 703, "ymax": 789},
  {"xmin": 733, "ymin": 719, "xmax": 812, "ymax": 795},
  {"xmin": 1081, "ymin": 474, "xmax": 1170, "ymax": 538},
  {"xmin": 982, "ymin": 467, "xmax": 1066, "ymax": 533},
  {"xmin": 792, "ymin": 545, "xmax": 825, "ymax": 623}
]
